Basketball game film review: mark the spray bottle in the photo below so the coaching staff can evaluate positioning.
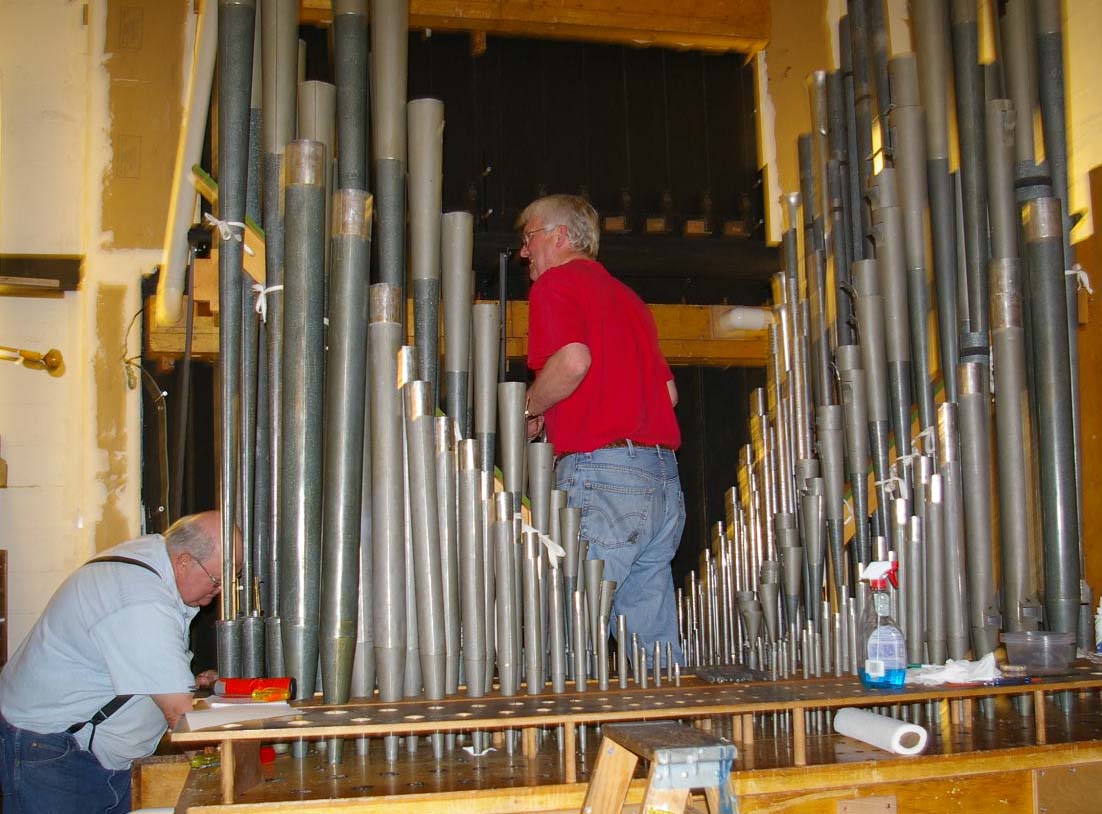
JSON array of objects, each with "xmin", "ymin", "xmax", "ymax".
[{"xmin": 859, "ymin": 560, "xmax": 906, "ymax": 688}]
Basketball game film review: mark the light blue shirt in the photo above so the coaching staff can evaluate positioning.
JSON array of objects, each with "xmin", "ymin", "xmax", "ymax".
[{"xmin": 0, "ymin": 534, "xmax": 198, "ymax": 769}]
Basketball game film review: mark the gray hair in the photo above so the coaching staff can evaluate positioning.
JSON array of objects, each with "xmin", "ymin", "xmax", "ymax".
[
  {"xmin": 517, "ymin": 194, "xmax": 601, "ymax": 258},
  {"xmin": 164, "ymin": 513, "xmax": 218, "ymax": 562}
]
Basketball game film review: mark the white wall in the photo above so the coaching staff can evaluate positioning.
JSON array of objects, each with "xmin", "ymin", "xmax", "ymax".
[
  {"xmin": 0, "ymin": 0, "xmax": 151, "ymax": 651},
  {"xmin": 1067, "ymin": 0, "xmax": 1102, "ymax": 240}
]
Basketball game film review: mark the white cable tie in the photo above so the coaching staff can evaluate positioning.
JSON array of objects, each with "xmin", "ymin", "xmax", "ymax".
[
  {"xmin": 911, "ymin": 426, "xmax": 936, "ymax": 455},
  {"xmin": 203, "ymin": 212, "xmax": 255, "ymax": 256},
  {"xmin": 842, "ymin": 498, "xmax": 854, "ymax": 528},
  {"xmin": 518, "ymin": 517, "xmax": 567, "ymax": 560},
  {"xmin": 1067, "ymin": 264, "xmax": 1094, "ymax": 295},
  {"xmin": 873, "ymin": 476, "xmax": 900, "ymax": 500},
  {"xmin": 252, "ymin": 283, "xmax": 284, "ymax": 323}
]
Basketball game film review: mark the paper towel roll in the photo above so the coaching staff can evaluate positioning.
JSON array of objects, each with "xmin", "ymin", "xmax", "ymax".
[{"xmin": 832, "ymin": 707, "xmax": 928, "ymax": 755}]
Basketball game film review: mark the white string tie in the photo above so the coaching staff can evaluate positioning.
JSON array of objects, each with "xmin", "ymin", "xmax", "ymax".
[
  {"xmin": 519, "ymin": 517, "xmax": 567, "ymax": 562},
  {"xmin": 252, "ymin": 283, "xmax": 284, "ymax": 323},
  {"xmin": 912, "ymin": 426, "xmax": 936, "ymax": 455},
  {"xmin": 1067, "ymin": 264, "xmax": 1094, "ymax": 295},
  {"xmin": 203, "ymin": 212, "xmax": 255, "ymax": 256},
  {"xmin": 873, "ymin": 475, "xmax": 902, "ymax": 500}
]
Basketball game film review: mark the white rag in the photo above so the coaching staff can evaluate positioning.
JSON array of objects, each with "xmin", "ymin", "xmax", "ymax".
[{"xmin": 905, "ymin": 652, "xmax": 1002, "ymax": 686}]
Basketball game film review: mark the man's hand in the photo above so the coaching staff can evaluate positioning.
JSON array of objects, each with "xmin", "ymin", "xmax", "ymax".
[
  {"xmin": 194, "ymin": 669, "xmax": 218, "ymax": 690},
  {"xmin": 526, "ymin": 413, "xmax": 545, "ymax": 441},
  {"xmin": 153, "ymin": 692, "xmax": 195, "ymax": 729}
]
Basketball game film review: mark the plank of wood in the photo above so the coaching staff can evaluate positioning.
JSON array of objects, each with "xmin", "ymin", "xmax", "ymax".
[
  {"xmin": 145, "ymin": 295, "xmax": 768, "ymax": 366},
  {"xmin": 299, "ymin": 0, "xmax": 770, "ymax": 54},
  {"xmin": 170, "ymin": 667, "xmax": 1102, "ymax": 746},
  {"xmin": 580, "ymin": 738, "xmax": 639, "ymax": 814},
  {"xmin": 130, "ymin": 755, "xmax": 191, "ymax": 810},
  {"xmin": 1034, "ymin": 761, "xmax": 1102, "ymax": 814}
]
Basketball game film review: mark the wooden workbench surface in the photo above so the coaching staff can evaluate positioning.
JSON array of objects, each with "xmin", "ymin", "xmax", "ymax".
[
  {"xmin": 172, "ymin": 663, "xmax": 1102, "ymax": 745},
  {"xmin": 174, "ymin": 690, "xmax": 1102, "ymax": 812}
]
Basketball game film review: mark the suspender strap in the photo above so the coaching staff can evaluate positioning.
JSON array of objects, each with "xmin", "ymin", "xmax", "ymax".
[
  {"xmin": 65, "ymin": 695, "xmax": 134, "ymax": 750},
  {"xmin": 85, "ymin": 555, "xmax": 161, "ymax": 579},
  {"xmin": 66, "ymin": 555, "xmax": 161, "ymax": 749}
]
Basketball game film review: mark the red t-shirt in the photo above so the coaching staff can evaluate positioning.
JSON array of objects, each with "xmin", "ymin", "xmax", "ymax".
[{"xmin": 527, "ymin": 258, "xmax": 681, "ymax": 454}]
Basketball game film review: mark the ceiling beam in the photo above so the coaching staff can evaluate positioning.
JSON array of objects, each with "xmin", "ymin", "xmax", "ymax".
[{"xmin": 300, "ymin": 0, "xmax": 771, "ymax": 54}]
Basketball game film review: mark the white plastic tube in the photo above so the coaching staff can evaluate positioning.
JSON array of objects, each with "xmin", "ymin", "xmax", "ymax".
[
  {"xmin": 832, "ymin": 707, "xmax": 928, "ymax": 755},
  {"xmin": 156, "ymin": 1, "xmax": 219, "ymax": 326}
]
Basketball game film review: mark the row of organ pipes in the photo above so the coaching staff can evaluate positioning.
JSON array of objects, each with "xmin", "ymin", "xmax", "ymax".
[{"xmin": 174, "ymin": 0, "xmax": 1087, "ymax": 761}]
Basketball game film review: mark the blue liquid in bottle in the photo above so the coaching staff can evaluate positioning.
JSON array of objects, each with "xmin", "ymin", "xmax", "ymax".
[{"xmin": 860, "ymin": 583, "xmax": 907, "ymax": 689}]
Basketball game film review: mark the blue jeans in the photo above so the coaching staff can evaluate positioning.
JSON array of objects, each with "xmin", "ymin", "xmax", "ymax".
[
  {"xmin": 556, "ymin": 442, "xmax": 685, "ymax": 666},
  {"xmin": 0, "ymin": 714, "xmax": 131, "ymax": 814}
]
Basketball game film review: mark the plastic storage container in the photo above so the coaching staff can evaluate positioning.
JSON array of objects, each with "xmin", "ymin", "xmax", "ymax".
[{"xmin": 1000, "ymin": 631, "xmax": 1076, "ymax": 674}]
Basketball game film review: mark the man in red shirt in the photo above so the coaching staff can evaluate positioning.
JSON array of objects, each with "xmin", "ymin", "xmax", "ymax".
[{"xmin": 520, "ymin": 194, "xmax": 685, "ymax": 667}]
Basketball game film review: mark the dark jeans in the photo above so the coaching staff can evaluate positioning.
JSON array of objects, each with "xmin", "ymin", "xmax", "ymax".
[{"xmin": 0, "ymin": 714, "xmax": 130, "ymax": 814}]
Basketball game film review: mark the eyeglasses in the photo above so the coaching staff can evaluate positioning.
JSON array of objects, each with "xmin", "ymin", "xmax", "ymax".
[
  {"xmin": 521, "ymin": 225, "xmax": 556, "ymax": 247},
  {"xmin": 190, "ymin": 553, "xmax": 222, "ymax": 588}
]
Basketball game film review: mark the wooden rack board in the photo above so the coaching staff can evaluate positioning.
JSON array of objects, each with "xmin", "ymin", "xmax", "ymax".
[{"xmin": 169, "ymin": 664, "xmax": 1102, "ymax": 809}]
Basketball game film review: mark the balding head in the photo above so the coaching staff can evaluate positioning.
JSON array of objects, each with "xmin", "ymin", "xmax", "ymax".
[
  {"xmin": 165, "ymin": 511, "xmax": 239, "ymax": 607},
  {"xmin": 164, "ymin": 511, "xmax": 220, "ymax": 562}
]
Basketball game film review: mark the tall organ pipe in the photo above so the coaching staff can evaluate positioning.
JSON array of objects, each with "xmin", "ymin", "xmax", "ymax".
[
  {"xmin": 369, "ymin": 283, "xmax": 406, "ymax": 702},
  {"xmin": 950, "ymin": 0, "xmax": 990, "ymax": 336},
  {"xmin": 836, "ymin": 345, "xmax": 870, "ymax": 564},
  {"xmin": 442, "ymin": 213, "xmax": 475, "ymax": 436},
  {"xmin": 404, "ymin": 381, "xmax": 447, "ymax": 699},
  {"xmin": 332, "ymin": 0, "xmax": 369, "ymax": 191},
  {"xmin": 868, "ymin": 169, "xmax": 913, "ymax": 464},
  {"xmin": 987, "ymin": 99, "xmax": 1042, "ymax": 633},
  {"xmin": 297, "ymin": 81, "xmax": 336, "ymax": 277},
  {"xmin": 372, "ymin": 0, "xmax": 408, "ymax": 295},
  {"xmin": 887, "ymin": 55, "xmax": 936, "ymax": 433},
  {"xmin": 260, "ymin": 0, "xmax": 298, "ymax": 676},
  {"xmin": 957, "ymin": 362, "xmax": 998, "ymax": 656},
  {"xmin": 912, "ymin": 0, "xmax": 961, "ymax": 402},
  {"xmin": 320, "ymin": 190, "xmax": 372, "ymax": 718},
  {"xmin": 1024, "ymin": 198, "xmax": 1081, "ymax": 636},
  {"xmin": 1036, "ymin": 0, "xmax": 1082, "ymax": 566},
  {"xmin": 458, "ymin": 439, "xmax": 487, "ymax": 696},
  {"xmin": 279, "ymin": 140, "xmax": 327, "ymax": 699},
  {"xmin": 435, "ymin": 417, "xmax": 461, "ymax": 694},
  {"xmin": 408, "ymin": 98, "xmax": 444, "ymax": 399},
  {"xmin": 937, "ymin": 402, "xmax": 970, "ymax": 660},
  {"xmin": 215, "ymin": 0, "xmax": 256, "ymax": 680},
  {"xmin": 473, "ymin": 304, "xmax": 500, "ymax": 474},
  {"xmin": 853, "ymin": 258, "xmax": 892, "ymax": 537},
  {"xmin": 498, "ymin": 382, "xmax": 527, "ymax": 508}
]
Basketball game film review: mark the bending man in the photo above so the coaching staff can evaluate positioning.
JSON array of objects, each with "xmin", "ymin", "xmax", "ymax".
[{"xmin": 0, "ymin": 511, "xmax": 236, "ymax": 813}]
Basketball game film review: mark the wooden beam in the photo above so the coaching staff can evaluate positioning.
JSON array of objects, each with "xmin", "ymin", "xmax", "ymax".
[
  {"xmin": 145, "ymin": 293, "xmax": 767, "ymax": 367},
  {"xmin": 300, "ymin": 0, "xmax": 770, "ymax": 54}
]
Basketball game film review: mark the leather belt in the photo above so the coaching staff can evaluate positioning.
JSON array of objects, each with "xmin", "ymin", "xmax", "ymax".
[{"xmin": 600, "ymin": 440, "xmax": 675, "ymax": 454}]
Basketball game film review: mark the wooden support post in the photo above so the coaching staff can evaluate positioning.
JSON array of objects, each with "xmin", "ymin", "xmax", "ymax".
[
  {"xmin": 220, "ymin": 740, "xmax": 235, "ymax": 805},
  {"xmin": 792, "ymin": 708, "xmax": 807, "ymax": 766},
  {"xmin": 579, "ymin": 737, "xmax": 640, "ymax": 814},
  {"xmin": 961, "ymin": 698, "xmax": 974, "ymax": 731},
  {"xmin": 564, "ymin": 722, "xmax": 577, "ymax": 783},
  {"xmin": 731, "ymin": 714, "xmax": 742, "ymax": 741},
  {"xmin": 742, "ymin": 713, "xmax": 754, "ymax": 744},
  {"xmin": 638, "ymin": 761, "xmax": 690, "ymax": 813},
  {"xmin": 523, "ymin": 726, "xmax": 538, "ymax": 757},
  {"xmin": 1034, "ymin": 690, "xmax": 1047, "ymax": 745}
]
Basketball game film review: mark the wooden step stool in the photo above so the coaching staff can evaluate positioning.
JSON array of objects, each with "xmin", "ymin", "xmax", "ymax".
[{"xmin": 580, "ymin": 721, "xmax": 738, "ymax": 814}]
